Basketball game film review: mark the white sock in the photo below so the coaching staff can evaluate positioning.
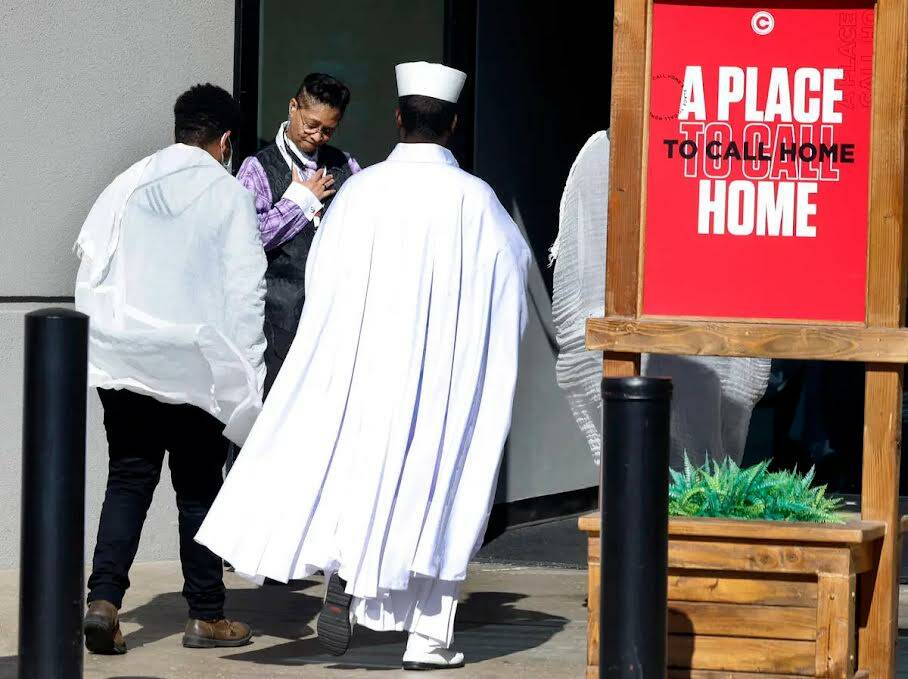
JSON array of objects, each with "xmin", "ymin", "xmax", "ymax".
[{"xmin": 406, "ymin": 631, "xmax": 448, "ymax": 653}]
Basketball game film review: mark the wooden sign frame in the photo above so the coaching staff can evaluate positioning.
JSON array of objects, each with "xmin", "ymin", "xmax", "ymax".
[{"xmin": 586, "ymin": 0, "xmax": 908, "ymax": 675}]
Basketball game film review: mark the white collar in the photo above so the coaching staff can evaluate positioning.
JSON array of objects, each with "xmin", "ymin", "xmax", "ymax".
[
  {"xmin": 387, "ymin": 143, "xmax": 459, "ymax": 168},
  {"xmin": 172, "ymin": 143, "xmax": 225, "ymax": 169},
  {"xmin": 276, "ymin": 121, "xmax": 318, "ymax": 170}
]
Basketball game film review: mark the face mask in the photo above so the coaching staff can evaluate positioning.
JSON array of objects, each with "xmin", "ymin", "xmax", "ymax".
[{"xmin": 221, "ymin": 136, "xmax": 233, "ymax": 173}]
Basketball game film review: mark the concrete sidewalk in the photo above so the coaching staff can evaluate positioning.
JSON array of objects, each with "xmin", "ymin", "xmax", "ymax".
[
  {"xmin": 0, "ymin": 562, "xmax": 587, "ymax": 678},
  {"xmin": 4, "ymin": 561, "xmax": 908, "ymax": 677}
]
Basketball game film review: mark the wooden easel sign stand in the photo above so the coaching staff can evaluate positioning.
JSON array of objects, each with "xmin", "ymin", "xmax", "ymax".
[{"xmin": 582, "ymin": 1, "xmax": 908, "ymax": 676}]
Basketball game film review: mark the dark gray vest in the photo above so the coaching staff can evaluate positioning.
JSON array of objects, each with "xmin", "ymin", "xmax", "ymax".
[{"xmin": 257, "ymin": 142, "xmax": 353, "ymax": 393}]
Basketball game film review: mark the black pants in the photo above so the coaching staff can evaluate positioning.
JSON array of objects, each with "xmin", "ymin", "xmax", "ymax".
[{"xmin": 87, "ymin": 389, "xmax": 229, "ymax": 620}]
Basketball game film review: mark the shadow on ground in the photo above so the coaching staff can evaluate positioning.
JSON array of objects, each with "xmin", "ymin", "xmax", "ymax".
[
  {"xmin": 119, "ymin": 581, "xmax": 568, "ymax": 672},
  {"xmin": 119, "ymin": 578, "xmax": 321, "ymax": 652},
  {"xmin": 475, "ymin": 517, "xmax": 587, "ymax": 569},
  {"xmin": 0, "ymin": 657, "xmax": 162, "ymax": 679}
]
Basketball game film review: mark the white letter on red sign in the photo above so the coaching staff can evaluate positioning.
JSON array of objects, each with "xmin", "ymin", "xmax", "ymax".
[
  {"xmin": 679, "ymin": 66, "xmax": 707, "ymax": 120},
  {"xmin": 698, "ymin": 180, "xmax": 727, "ymax": 234},
  {"xmin": 717, "ymin": 67, "xmax": 745, "ymax": 121}
]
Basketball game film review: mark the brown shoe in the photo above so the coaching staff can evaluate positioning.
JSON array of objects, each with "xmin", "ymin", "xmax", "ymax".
[
  {"xmin": 84, "ymin": 600, "xmax": 127, "ymax": 655},
  {"xmin": 183, "ymin": 618, "xmax": 253, "ymax": 648}
]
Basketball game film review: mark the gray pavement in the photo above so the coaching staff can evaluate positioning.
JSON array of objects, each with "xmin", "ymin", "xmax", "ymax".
[
  {"xmin": 3, "ymin": 557, "xmax": 908, "ymax": 677},
  {"xmin": 0, "ymin": 562, "xmax": 587, "ymax": 678}
]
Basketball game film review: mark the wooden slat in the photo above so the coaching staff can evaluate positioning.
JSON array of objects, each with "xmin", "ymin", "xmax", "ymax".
[
  {"xmin": 668, "ymin": 635, "xmax": 815, "ymax": 673},
  {"xmin": 588, "ymin": 535, "xmax": 599, "ymax": 565},
  {"xmin": 860, "ymin": 7, "xmax": 908, "ymax": 670},
  {"xmin": 851, "ymin": 541, "xmax": 877, "ymax": 574},
  {"xmin": 668, "ymin": 517, "xmax": 884, "ymax": 545},
  {"xmin": 578, "ymin": 512, "xmax": 599, "ymax": 533},
  {"xmin": 603, "ymin": 351, "xmax": 640, "ymax": 378},
  {"xmin": 605, "ymin": 0, "xmax": 647, "ymax": 319},
  {"xmin": 859, "ymin": 368, "xmax": 903, "ymax": 677},
  {"xmin": 668, "ymin": 671, "xmax": 812, "ymax": 679},
  {"xmin": 578, "ymin": 512, "xmax": 885, "ymax": 545},
  {"xmin": 586, "ymin": 563, "xmax": 818, "ymax": 607},
  {"xmin": 587, "ymin": 563, "xmax": 600, "ymax": 668},
  {"xmin": 670, "ymin": 540, "xmax": 849, "ymax": 575},
  {"xmin": 669, "ymin": 571, "xmax": 817, "ymax": 608},
  {"xmin": 586, "ymin": 316, "xmax": 908, "ymax": 363},
  {"xmin": 854, "ymin": 3, "xmax": 908, "ymax": 675},
  {"xmin": 865, "ymin": 3, "xmax": 908, "ymax": 330},
  {"xmin": 601, "ymin": 0, "xmax": 648, "ymax": 378},
  {"xmin": 815, "ymin": 573, "xmax": 856, "ymax": 677},
  {"xmin": 669, "ymin": 601, "xmax": 816, "ymax": 640}
]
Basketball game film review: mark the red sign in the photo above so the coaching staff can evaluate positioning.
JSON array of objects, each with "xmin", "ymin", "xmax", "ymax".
[{"xmin": 641, "ymin": 1, "xmax": 875, "ymax": 322}]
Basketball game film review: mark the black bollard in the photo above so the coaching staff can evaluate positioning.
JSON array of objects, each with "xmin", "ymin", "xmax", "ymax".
[
  {"xmin": 601, "ymin": 376, "xmax": 672, "ymax": 679},
  {"xmin": 19, "ymin": 309, "xmax": 89, "ymax": 679}
]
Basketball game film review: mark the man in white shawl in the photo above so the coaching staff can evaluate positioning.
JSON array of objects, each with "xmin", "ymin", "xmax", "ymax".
[
  {"xmin": 196, "ymin": 62, "xmax": 531, "ymax": 671},
  {"xmin": 75, "ymin": 84, "xmax": 266, "ymax": 654},
  {"xmin": 549, "ymin": 130, "xmax": 771, "ymax": 468}
]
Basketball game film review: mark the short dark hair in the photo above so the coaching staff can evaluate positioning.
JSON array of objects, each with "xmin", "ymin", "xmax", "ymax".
[
  {"xmin": 296, "ymin": 73, "xmax": 351, "ymax": 113},
  {"xmin": 398, "ymin": 95, "xmax": 457, "ymax": 140},
  {"xmin": 173, "ymin": 83, "xmax": 242, "ymax": 146}
]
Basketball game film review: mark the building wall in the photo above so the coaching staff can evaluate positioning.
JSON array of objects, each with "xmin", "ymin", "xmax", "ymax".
[{"xmin": 0, "ymin": 0, "xmax": 235, "ymax": 569}]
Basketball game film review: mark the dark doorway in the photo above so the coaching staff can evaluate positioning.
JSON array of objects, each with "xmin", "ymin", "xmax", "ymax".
[
  {"xmin": 232, "ymin": 0, "xmax": 610, "ymax": 540},
  {"xmin": 472, "ymin": 0, "xmax": 613, "ymax": 295}
]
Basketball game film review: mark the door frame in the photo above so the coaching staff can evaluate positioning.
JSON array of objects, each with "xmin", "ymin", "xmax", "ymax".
[{"xmin": 232, "ymin": 0, "xmax": 477, "ymax": 170}]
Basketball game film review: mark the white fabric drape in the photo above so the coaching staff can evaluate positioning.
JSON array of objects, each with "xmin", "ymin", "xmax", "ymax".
[
  {"xmin": 550, "ymin": 131, "xmax": 771, "ymax": 467},
  {"xmin": 353, "ymin": 576, "xmax": 459, "ymax": 646},
  {"xmin": 75, "ymin": 143, "xmax": 267, "ymax": 445}
]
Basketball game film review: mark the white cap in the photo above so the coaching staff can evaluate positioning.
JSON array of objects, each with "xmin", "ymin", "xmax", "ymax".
[{"xmin": 395, "ymin": 61, "xmax": 467, "ymax": 104}]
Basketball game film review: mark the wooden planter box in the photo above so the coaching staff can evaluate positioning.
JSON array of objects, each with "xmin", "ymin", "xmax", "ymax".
[{"xmin": 579, "ymin": 512, "xmax": 887, "ymax": 678}]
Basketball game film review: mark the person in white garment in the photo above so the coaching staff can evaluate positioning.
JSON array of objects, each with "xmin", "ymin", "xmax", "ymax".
[
  {"xmin": 195, "ymin": 62, "xmax": 531, "ymax": 671},
  {"xmin": 75, "ymin": 83, "xmax": 266, "ymax": 654},
  {"xmin": 549, "ymin": 130, "xmax": 771, "ymax": 468}
]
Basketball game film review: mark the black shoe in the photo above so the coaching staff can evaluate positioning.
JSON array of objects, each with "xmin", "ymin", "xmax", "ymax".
[{"xmin": 317, "ymin": 573, "xmax": 354, "ymax": 656}]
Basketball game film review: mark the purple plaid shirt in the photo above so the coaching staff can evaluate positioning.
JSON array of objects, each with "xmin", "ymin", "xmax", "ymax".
[{"xmin": 237, "ymin": 152, "xmax": 362, "ymax": 251}]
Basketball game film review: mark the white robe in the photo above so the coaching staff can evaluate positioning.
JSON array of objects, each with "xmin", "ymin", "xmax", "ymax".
[
  {"xmin": 74, "ymin": 144, "xmax": 267, "ymax": 445},
  {"xmin": 550, "ymin": 131, "xmax": 771, "ymax": 468},
  {"xmin": 197, "ymin": 143, "xmax": 531, "ymax": 602},
  {"xmin": 353, "ymin": 576, "xmax": 460, "ymax": 645}
]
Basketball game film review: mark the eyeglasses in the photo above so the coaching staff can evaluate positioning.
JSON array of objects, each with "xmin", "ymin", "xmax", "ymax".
[{"xmin": 293, "ymin": 101, "xmax": 336, "ymax": 138}]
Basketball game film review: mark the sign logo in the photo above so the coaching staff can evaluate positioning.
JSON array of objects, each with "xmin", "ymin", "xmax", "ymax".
[{"xmin": 751, "ymin": 11, "xmax": 775, "ymax": 35}]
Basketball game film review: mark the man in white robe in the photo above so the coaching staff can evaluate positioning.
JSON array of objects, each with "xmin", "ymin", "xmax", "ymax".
[
  {"xmin": 196, "ymin": 62, "xmax": 531, "ymax": 671},
  {"xmin": 76, "ymin": 84, "xmax": 266, "ymax": 654}
]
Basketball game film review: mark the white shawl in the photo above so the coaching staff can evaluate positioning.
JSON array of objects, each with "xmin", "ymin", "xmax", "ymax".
[
  {"xmin": 550, "ymin": 131, "xmax": 771, "ymax": 467},
  {"xmin": 75, "ymin": 144, "xmax": 267, "ymax": 445}
]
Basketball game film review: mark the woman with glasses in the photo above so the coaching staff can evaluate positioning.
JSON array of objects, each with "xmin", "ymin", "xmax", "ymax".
[{"xmin": 237, "ymin": 73, "xmax": 361, "ymax": 396}]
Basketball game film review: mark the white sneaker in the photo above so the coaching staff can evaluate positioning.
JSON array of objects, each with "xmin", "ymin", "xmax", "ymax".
[{"xmin": 402, "ymin": 633, "xmax": 465, "ymax": 671}]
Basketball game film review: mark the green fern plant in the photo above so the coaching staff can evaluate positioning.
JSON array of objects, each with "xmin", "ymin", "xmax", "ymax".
[{"xmin": 668, "ymin": 455, "xmax": 843, "ymax": 523}]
